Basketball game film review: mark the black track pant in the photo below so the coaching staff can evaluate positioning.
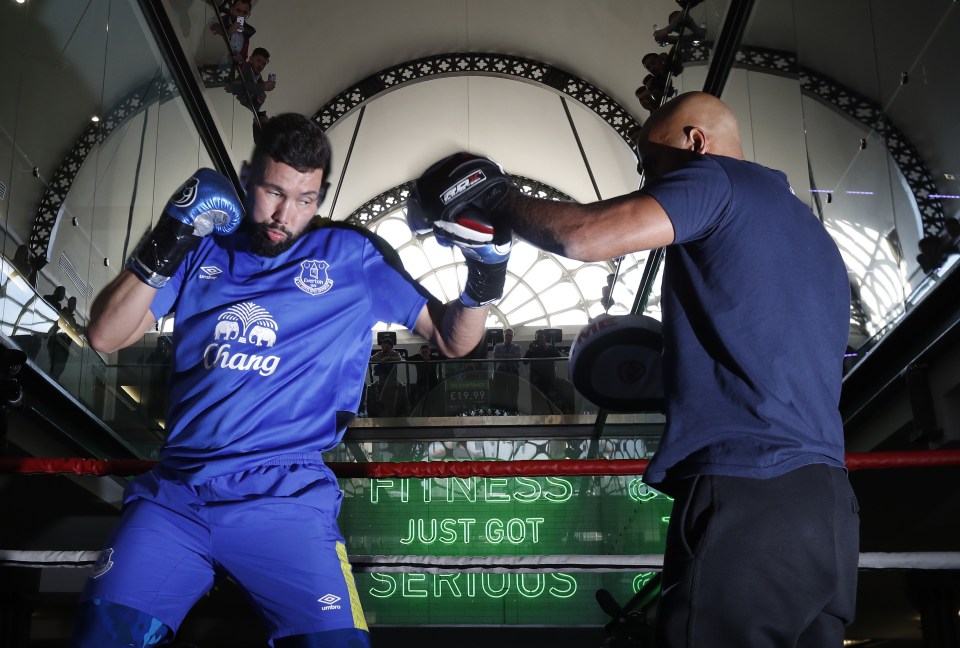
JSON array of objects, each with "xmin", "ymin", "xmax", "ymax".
[{"xmin": 655, "ymin": 464, "xmax": 860, "ymax": 648}]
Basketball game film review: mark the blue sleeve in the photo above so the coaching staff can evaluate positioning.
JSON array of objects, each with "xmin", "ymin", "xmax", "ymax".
[
  {"xmin": 361, "ymin": 234, "xmax": 432, "ymax": 330},
  {"xmin": 641, "ymin": 156, "xmax": 733, "ymax": 244},
  {"xmin": 146, "ymin": 239, "xmax": 205, "ymax": 320},
  {"xmin": 147, "ymin": 261, "xmax": 185, "ymax": 321}
]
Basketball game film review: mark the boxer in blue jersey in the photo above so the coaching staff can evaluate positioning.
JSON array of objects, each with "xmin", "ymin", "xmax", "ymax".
[
  {"xmin": 413, "ymin": 93, "xmax": 859, "ymax": 647},
  {"xmin": 70, "ymin": 114, "xmax": 512, "ymax": 647}
]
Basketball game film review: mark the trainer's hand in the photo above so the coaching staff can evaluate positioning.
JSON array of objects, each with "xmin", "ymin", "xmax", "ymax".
[
  {"xmin": 128, "ymin": 168, "xmax": 243, "ymax": 288},
  {"xmin": 406, "ymin": 152, "xmax": 516, "ymax": 238},
  {"xmin": 407, "ymin": 153, "xmax": 517, "ymax": 307}
]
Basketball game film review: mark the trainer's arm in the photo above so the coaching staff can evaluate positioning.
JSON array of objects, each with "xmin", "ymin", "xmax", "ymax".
[
  {"xmin": 412, "ymin": 300, "xmax": 488, "ymax": 359},
  {"xmin": 495, "ymin": 189, "xmax": 675, "ymax": 262},
  {"xmin": 86, "ymin": 272, "xmax": 158, "ymax": 353}
]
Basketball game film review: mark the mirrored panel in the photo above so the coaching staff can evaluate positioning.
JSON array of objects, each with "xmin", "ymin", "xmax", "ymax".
[
  {"xmin": 0, "ymin": 0, "xmax": 209, "ymax": 456},
  {"xmin": 162, "ymin": 0, "xmax": 264, "ymax": 171},
  {"xmin": 716, "ymin": 0, "xmax": 958, "ymax": 374},
  {"xmin": 793, "ymin": 0, "xmax": 959, "ymax": 369}
]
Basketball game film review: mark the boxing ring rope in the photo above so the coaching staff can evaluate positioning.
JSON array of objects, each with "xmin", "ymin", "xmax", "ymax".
[
  {"xmin": 3, "ymin": 449, "xmax": 960, "ymax": 478},
  {"xmin": 3, "ymin": 550, "xmax": 958, "ymax": 572},
  {"xmin": 4, "ymin": 450, "xmax": 960, "ymax": 572}
]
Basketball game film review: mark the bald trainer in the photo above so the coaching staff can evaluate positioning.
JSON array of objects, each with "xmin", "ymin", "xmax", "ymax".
[{"xmin": 410, "ymin": 91, "xmax": 858, "ymax": 647}]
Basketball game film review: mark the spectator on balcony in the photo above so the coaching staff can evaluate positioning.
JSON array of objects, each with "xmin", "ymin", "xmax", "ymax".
[
  {"xmin": 654, "ymin": 9, "xmax": 706, "ymax": 46},
  {"xmin": 371, "ymin": 338, "xmax": 402, "ymax": 385},
  {"xmin": 643, "ymin": 51, "xmax": 683, "ymax": 80},
  {"xmin": 227, "ymin": 47, "xmax": 276, "ymax": 119},
  {"xmin": 209, "ymin": 0, "xmax": 255, "ymax": 67},
  {"xmin": 492, "ymin": 328, "xmax": 522, "ymax": 413},
  {"xmin": 36, "ymin": 285, "xmax": 67, "ymax": 362},
  {"xmin": 408, "ymin": 344, "xmax": 440, "ymax": 410},
  {"xmin": 524, "ymin": 330, "xmax": 561, "ymax": 400},
  {"xmin": 48, "ymin": 296, "xmax": 77, "ymax": 381}
]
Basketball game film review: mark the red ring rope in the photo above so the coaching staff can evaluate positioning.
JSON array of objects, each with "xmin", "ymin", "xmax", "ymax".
[{"xmin": 1, "ymin": 450, "xmax": 959, "ymax": 478}]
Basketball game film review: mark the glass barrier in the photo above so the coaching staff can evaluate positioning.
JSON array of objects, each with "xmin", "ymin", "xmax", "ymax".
[
  {"xmin": 362, "ymin": 357, "xmax": 586, "ymax": 418},
  {"xmin": 0, "ymin": 0, "xmax": 211, "ymax": 454},
  {"xmin": 93, "ymin": 346, "xmax": 667, "ymax": 460}
]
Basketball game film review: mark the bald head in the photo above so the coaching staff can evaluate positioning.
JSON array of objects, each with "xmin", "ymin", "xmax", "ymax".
[{"xmin": 640, "ymin": 91, "xmax": 744, "ymax": 161}]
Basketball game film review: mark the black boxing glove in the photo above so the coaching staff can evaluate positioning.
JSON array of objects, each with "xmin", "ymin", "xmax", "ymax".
[{"xmin": 128, "ymin": 169, "xmax": 243, "ymax": 288}]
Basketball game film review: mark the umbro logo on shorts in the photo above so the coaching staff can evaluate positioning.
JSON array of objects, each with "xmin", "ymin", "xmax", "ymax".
[{"xmin": 318, "ymin": 593, "xmax": 342, "ymax": 611}]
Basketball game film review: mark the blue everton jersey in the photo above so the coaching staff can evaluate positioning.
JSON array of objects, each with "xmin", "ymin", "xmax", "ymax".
[
  {"xmin": 641, "ymin": 155, "xmax": 850, "ymax": 486},
  {"xmin": 149, "ymin": 222, "xmax": 431, "ymax": 480}
]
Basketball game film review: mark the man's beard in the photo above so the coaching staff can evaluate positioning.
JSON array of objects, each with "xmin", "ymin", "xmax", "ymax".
[{"xmin": 248, "ymin": 222, "xmax": 304, "ymax": 257}]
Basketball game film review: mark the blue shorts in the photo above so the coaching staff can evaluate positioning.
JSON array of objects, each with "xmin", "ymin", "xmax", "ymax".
[{"xmin": 80, "ymin": 461, "xmax": 369, "ymax": 641}]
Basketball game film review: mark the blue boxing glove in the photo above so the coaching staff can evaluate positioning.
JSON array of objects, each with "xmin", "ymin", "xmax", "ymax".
[
  {"xmin": 407, "ymin": 153, "xmax": 515, "ymax": 308},
  {"xmin": 128, "ymin": 168, "xmax": 243, "ymax": 288}
]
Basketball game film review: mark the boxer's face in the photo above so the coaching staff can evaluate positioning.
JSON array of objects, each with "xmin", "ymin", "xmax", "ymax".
[{"xmin": 246, "ymin": 158, "xmax": 324, "ymax": 257}]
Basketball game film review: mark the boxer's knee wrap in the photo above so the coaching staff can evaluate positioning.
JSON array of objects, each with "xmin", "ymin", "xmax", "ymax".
[{"xmin": 70, "ymin": 598, "xmax": 170, "ymax": 648}]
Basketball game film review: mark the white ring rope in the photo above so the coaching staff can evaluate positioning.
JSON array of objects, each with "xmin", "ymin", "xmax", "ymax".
[{"xmin": 3, "ymin": 550, "xmax": 959, "ymax": 572}]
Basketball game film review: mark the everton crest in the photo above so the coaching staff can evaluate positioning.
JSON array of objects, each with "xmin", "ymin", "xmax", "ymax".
[{"xmin": 295, "ymin": 260, "xmax": 334, "ymax": 295}]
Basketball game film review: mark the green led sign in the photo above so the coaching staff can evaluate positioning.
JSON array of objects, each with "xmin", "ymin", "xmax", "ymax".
[
  {"xmin": 367, "ymin": 572, "xmax": 578, "ymax": 599},
  {"xmin": 337, "ymin": 475, "xmax": 672, "ymax": 625},
  {"xmin": 353, "ymin": 572, "xmax": 662, "ymax": 625}
]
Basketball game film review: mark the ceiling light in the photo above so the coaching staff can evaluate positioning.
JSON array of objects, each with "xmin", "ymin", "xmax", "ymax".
[{"xmin": 91, "ymin": 116, "xmax": 100, "ymax": 122}]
